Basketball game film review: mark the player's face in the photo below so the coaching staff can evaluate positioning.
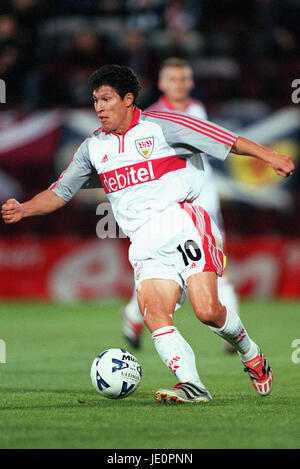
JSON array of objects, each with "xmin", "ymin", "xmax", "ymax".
[
  {"xmin": 93, "ymin": 85, "xmax": 134, "ymax": 134},
  {"xmin": 158, "ymin": 66, "xmax": 194, "ymax": 102}
]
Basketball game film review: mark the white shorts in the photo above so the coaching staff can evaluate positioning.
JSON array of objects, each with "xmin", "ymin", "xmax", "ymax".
[{"xmin": 129, "ymin": 202, "xmax": 225, "ymax": 308}]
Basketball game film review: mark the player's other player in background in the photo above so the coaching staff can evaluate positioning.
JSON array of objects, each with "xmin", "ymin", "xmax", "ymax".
[{"xmin": 123, "ymin": 58, "xmax": 239, "ymax": 352}]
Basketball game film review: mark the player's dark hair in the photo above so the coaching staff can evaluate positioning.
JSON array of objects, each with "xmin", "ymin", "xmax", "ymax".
[{"xmin": 88, "ymin": 65, "xmax": 141, "ymax": 106}]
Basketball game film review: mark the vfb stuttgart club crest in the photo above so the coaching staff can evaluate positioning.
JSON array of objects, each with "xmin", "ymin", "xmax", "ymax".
[{"xmin": 135, "ymin": 137, "xmax": 154, "ymax": 159}]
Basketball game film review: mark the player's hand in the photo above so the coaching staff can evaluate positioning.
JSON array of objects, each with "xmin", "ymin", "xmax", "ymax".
[
  {"xmin": 1, "ymin": 198, "xmax": 24, "ymax": 224},
  {"xmin": 269, "ymin": 154, "xmax": 295, "ymax": 178}
]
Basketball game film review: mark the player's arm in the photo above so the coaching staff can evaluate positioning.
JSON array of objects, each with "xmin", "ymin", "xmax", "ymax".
[
  {"xmin": 1, "ymin": 190, "xmax": 66, "ymax": 224},
  {"xmin": 231, "ymin": 136, "xmax": 294, "ymax": 178},
  {"xmin": 2, "ymin": 138, "xmax": 93, "ymax": 225},
  {"xmin": 144, "ymin": 111, "xmax": 295, "ymax": 178}
]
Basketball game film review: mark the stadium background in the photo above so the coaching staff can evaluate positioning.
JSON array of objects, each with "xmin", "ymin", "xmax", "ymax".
[{"xmin": 0, "ymin": 0, "xmax": 299, "ymax": 301}]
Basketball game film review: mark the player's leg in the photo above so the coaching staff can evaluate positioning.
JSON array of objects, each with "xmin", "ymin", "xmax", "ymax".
[
  {"xmin": 137, "ymin": 278, "xmax": 178, "ymax": 331},
  {"xmin": 178, "ymin": 202, "xmax": 272, "ymax": 395},
  {"xmin": 137, "ymin": 276, "xmax": 212, "ymax": 403},
  {"xmin": 217, "ymin": 274, "xmax": 240, "ymax": 354},
  {"xmin": 122, "ymin": 284, "xmax": 144, "ymax": 349},
  {"xmin": 121, "ymin": 272, "xmax": 240, "ymax": 353},
  {"xmin": 187, "ymin": 272, "xmax": 273, "ymax": 396},
  {"xmin": 192, "ymin": 172, "xmax": 240, "ymax": 353}
]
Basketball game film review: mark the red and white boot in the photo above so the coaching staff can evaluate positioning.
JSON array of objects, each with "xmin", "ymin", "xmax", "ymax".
[{"xmin": 243, "ymin": 349, "xmax": 273, "ymax": 396}]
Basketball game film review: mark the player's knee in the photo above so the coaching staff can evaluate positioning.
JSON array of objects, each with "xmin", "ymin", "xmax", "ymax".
[{"xmin": 194, "ymin": 301, "xmax": 225, "ymax": 327}]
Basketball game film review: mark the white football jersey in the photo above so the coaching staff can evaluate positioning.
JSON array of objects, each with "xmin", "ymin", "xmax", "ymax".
[
  {"xmin": 50, "ymin": 107, "xmax": 237, "ymax": 239},
  {"xmin": 147, "ymin": 96, "xmax": 213, "ymax": 173},
  {"xmin": 146, "ymin": 96, "xmax": 226, "ymax": 231}
]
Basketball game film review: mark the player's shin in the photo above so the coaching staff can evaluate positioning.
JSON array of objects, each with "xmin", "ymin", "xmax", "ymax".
[
  {"xmin": 209, "ymin": 307, "xmax": 259, "ymax": 361},
  {"xmin": 151, "ymin": 325, "xmax": 206, "ymax": 387}
]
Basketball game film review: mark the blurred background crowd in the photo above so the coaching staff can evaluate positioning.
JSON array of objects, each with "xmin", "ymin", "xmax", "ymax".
[
  {"xmin": 0, "ymin": 0, "xmax": 299, "ymax": 109},
  {"xmin": 0, "ymin": 0, "xmax": 299, "ymax": 300}
]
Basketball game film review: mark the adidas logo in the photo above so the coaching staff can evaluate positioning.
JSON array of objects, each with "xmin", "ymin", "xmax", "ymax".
[
  {"xmin": 101, "ymin": 154, "xmax": 108, "ymax": 163},
  {"xmin": 190, "ymin": 262, "xmax": 197, "ymax": 269}
]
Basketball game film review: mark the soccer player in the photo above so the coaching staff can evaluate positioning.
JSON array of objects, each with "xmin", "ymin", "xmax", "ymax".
[
  {"xmin": 123, "ymin": 57, "xmax": 239, "ymax": 353},
  {"xmin": 2, "ymin": 65, "xmax": 294, "ymax": 403}
]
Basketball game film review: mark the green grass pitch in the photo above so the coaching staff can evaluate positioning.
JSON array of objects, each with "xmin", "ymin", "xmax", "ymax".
[{"xmin": 0, "ymin": 298, "xmax": 299, "ymax": 449}]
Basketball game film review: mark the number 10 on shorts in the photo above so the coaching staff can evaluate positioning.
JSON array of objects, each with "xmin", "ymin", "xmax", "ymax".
[{"xmin": 177, "ymin": 239, "xmax": 202, "ymax": 266}]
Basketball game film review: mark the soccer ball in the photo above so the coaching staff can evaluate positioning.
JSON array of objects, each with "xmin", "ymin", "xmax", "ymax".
[{"xmin": 90, "ymin": 348, "xmax": 142, "ymax": 399}]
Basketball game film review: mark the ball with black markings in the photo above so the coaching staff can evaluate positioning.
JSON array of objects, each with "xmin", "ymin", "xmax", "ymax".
[{"xmin": 90, "ymin": 348, "xmax": 142, "ymax": 399}]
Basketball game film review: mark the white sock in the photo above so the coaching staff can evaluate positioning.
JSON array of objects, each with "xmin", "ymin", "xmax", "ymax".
[
  {"xmin": 209, "ymin": 308, "xmax": 259, "ymax": 360},
  {"xmin": 218, "ymin": 276, "xmax": 240, "ymax": 317},
  {"xmin": 152, "ymin": 325, "xmax": 206, "ymax": 388}
]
